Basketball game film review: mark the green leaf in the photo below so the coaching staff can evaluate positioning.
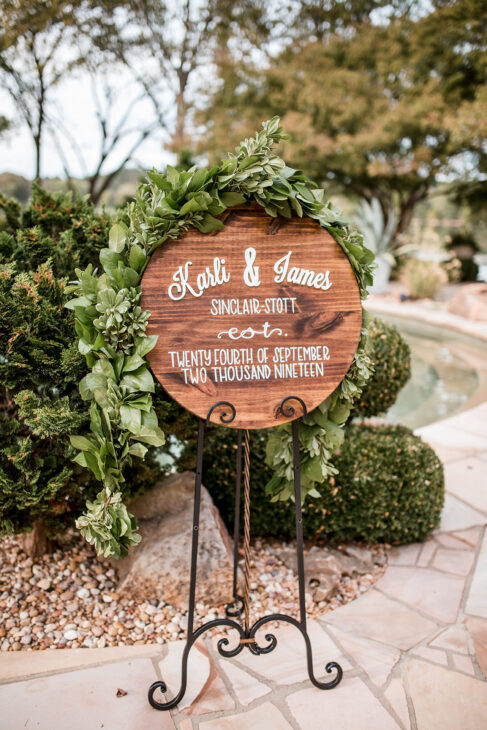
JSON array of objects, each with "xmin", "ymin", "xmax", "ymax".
[
  {"xmin": 312, "ymin": 409, "xmax": 329, "ymax": 428},
  {"xmin": 302, "ymin": 457, "xmax": 323, "ymax": 483},
  {"xmin": 78, "ymin": 338, "xmax": 93, "ymax": 355},
  {"xmin": 239, "ymin": 155, "xmax": 259, "ymax": 170},
  {"xmin": 147, "ymin": 169, "xmax": 172, "ymax": 190},
  {"xmin": 65, "ymin": 295, "xmax": 92, "ymax": 310},
  {"xmin": 70, "ymin": 435, "xmax": 97, "ymax": 452},
  {"xmin": 120, "ymin": 405, "xmax": 142, "ymax": 434},
  {"xmin": 121, "ymin": 267, "xmax": 139, "ymax": 288},
  {"xmin": 290, "ymin": 196, "xmax": 303, "ymax": 216},
  {"xmin": 120, "ymin": 365, "xmax": 154, "ymax": 393},
  {"xmin": 93, "ymin": 358, "xmax": 116, "ymax": 382},
  {"xmin": 100, "ymin": 249, "xmax": 124, "ymax": 275},
  {"xmin": 179, "ymin": 196, "xmax": 206, "ymax": 215},
  {"xmin": 125, "ymin": 395, "xmax": 151, "ymax": 411},
  {"xmin": 135, "ymin": 335, "xmax": 158, "ymax": 357},
  {"xmin": 93, "ymin": 332, "xmax": 106, "ymax": 351},
  {"xmin": 73, "ymin": 452, "xmax": 88, "ymax": 468},
  {"xmin": 220, "ymin": 192, "xmax": 246, "ymax": 207},
  {"xmin": 187, "ymin": 167, "xmax": 210, "ymax": 191},
  {"xmin": 122, "ymin": 354, "xmax": 145, "ymax": 372},
  {"xmin": 137, "ymin": 425, "xmax": 165, "ymax": 446},
  {"xmin": 113, "ymin": 352, "xmax": 125, "ymax": 380},
  {"xmin": 109, "ymin": 223, "xmax": 128, "ymax": 253},
  {"xmin": 128, "ymin": 245, "xmax": 146, "ymax": 271},
  {"xmin": 329, "ymin": 402, "xmax": 351, "ymax": 424},
  {"xmin": 128, "ymin": 442, "xmax": 148, "ymax": 458},
  {"xmin": 84, "ymin": 451, "xmax": 104, "ymax": 480},
  {"xmin": 79, "ymin": 373, "xmax": 107, "ymax": 400},
  {"xmin": 166, "ymin": 165, "xmax": 180, "ymax": 186},
  {"xmin": 194, "ymin": 213, "xmax": 224, "ymax": 234},
  {"xmin": 141, "ymin": 409, "xmax": 158, "ymax": 429},
  {"xmin": 325, "ymin": 420, "xmax": 345, "ymax": 448}
]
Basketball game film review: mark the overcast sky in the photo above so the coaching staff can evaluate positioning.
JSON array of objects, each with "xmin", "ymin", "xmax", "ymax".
[{"xmin": 0, "ymin": 67, "xmax": 175, "ymax": 180}]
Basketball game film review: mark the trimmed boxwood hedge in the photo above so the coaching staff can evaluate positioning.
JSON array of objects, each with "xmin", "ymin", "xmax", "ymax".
[
  {"xmin": 351, "ymin": 317, "xmax": 411, "ymax": 418},
  {"xmin": 182, "ymin": 422, "xmax": 444, "ymax": 545}
]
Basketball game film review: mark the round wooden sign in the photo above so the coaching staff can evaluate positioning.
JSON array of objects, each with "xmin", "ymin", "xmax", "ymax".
[{"xmin": 141, "ymin": 206, "xmax": 362, "ymax": 429}]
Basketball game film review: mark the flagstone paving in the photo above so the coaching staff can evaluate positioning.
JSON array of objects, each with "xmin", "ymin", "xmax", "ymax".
[{"xmin": 1, "ymin": 403, "xmax": 486, "ymax": 729}]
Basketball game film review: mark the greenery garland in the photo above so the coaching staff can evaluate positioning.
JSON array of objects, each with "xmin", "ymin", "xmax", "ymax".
[{"xmin": 68, "ymin": 118, "xmax": 375, "ymax": 558}]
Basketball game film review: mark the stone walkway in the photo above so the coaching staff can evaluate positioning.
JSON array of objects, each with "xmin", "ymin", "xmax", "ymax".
[{"xmin": 1, "ymin": 402, "xmax": 487, "ymax": 729}]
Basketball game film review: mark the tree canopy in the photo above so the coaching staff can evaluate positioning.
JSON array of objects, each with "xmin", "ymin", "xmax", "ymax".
[
  {"xmin": 200, "ymin": 0, "xmax": 487, "ymax": 244},
  {"xmin": 0, "ymin": 1, "xmax": 119, "ymax": 179}
]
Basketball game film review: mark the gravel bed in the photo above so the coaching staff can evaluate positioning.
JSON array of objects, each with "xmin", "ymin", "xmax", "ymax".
[{"xmin": 0, "ymin": 533, "xmax": 387, "ymax": 652}]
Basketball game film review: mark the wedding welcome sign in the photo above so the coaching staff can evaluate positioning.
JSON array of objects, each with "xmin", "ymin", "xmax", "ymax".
[{"xmin": 141, "ymin": 205, "xmax": 362, "ymax": 428}]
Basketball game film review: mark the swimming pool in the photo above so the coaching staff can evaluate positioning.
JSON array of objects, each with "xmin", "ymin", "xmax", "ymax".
[{"xmin": 367, "ymin": 312, "xmax": 487, "ymax": 430}]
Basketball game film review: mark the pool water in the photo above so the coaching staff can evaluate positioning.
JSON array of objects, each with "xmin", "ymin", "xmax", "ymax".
[{"xmin": 368, "ymin": 313, "xmax": 487, "ymax": 430}]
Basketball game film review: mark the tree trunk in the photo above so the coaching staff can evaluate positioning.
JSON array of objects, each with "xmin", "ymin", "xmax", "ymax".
[
  {"xmin": 173, "ymin": 89, "xmax": 187, "ymax": 152},
  {"xmin": 34, "ymin": 134, "xmax": 41, "ymax": 181},
  {"xmin": 22, "ymin": 521, "xmax": 52, "ymax": 557},
  {"xmin": 394, "ymin": 189, "xmax": 427, "ymax": 244}
]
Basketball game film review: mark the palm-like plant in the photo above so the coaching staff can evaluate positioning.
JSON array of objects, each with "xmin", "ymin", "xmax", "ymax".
[{"xmin": 353, "ymin": 198, "xmax": 397, "ymax": 264}]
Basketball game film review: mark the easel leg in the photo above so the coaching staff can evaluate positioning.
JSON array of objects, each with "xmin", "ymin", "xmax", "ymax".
[
  {"xmin": 291, "ymin": 418, "xmax": 343, "ymax": 689},
  {"xmin": 226, "ymin": 429, "xmax": 244, "ymax": 617},
  {"xmin": 148, "ymin": 418, "xmax": 206, "ymax": 710}
]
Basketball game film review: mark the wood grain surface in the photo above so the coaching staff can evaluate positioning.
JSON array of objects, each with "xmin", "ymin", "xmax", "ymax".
[{"xmin": 141, "ymin": 205, "xmax": 362, "ymax": 429}]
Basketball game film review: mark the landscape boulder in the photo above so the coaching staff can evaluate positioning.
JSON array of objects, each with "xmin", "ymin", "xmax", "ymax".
[
  {"xmin": 448, "ymin": 283, "xmax": 487, "ymax": 322},
  {"xmin": 112, "ymin": 471, "xmax": 234, "ymax": 608},
  {"xmin": 275, "ymin": 544, "xmax": 382, "ymax": 603}
]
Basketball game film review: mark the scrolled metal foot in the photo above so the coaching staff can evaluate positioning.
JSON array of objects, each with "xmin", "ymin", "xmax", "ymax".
[
  {"xmin": 312, "ymin": 661, "xmax": 343, "ymax": 690},
  {"xmin": 304, "ymin": 643, "xmax": 343, "ymax": 690},
  {"xmin": 249, "ymin": 614, "xmax": 343, "ymax": 689},
  {"xmin": 149, "ymin": 618, "xmax": 248, "ymax": 710},
  {"xmin": 217, "ymin": 634, "xmax": 245, "ymax": 658},
  {"xmin": 148, "ymin": 680, "xmax": 184, "ymax": 711},
  {"xmin": 247, "ymin": 627, "xmax": 278, "ymax": 655},
  {"xmin": 225, "ymin": 595, "xmax": 244, "ymax": 618}
]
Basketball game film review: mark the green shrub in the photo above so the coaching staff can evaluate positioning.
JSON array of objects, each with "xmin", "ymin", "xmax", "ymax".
[
  {"xmin": 188, "ymin": 423, "xmax": 443, "ymax": 545},
  {"xmin": 0, "ymin": 187, "xmax": 165, "ymax": 547},
  {"xmin": 351, "ymin": 317, "xmax": 411, "ymax": 418},
  {"xmin": 317, "ymin": 423, "xmax": 444, "ymax": 543},
  {"xmin": 400, "ymin": 258, "xmax": 448, "ymax": 299},
  {"xmin": 457, "ymin": 257, "xmax": 479, "ymax": 283},
  {"xmin": 446, "ymin": 230, "xmax": 479, "ymax": 257}
]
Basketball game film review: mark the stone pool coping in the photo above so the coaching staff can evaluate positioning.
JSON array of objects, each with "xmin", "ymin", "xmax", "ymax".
[{"xmin": 367, "ymin": 294, "xmax": 487, "ymax": 343}]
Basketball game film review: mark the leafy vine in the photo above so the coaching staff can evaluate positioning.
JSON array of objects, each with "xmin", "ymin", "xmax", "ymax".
[{"xmin": 68, "ymin": 117, "xmax": 374, "ymax": 557}]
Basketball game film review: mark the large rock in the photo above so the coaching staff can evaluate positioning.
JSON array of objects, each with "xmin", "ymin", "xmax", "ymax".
[
  {"xmin": 275, "ymin": 544, "xmax": 382, "ymax": 603},
  {"xmin": 448, "ymin": 283, "xmax": 487, "ymax": 321},
  {"xmin": 113, "ymin": 471, "xmax": 234, "ymax": 608}
]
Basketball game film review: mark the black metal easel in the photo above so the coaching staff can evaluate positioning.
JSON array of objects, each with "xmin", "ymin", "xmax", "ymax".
[{"xmin": 148, "ymin": 395, "xmax": 343, "ymax": 711}]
